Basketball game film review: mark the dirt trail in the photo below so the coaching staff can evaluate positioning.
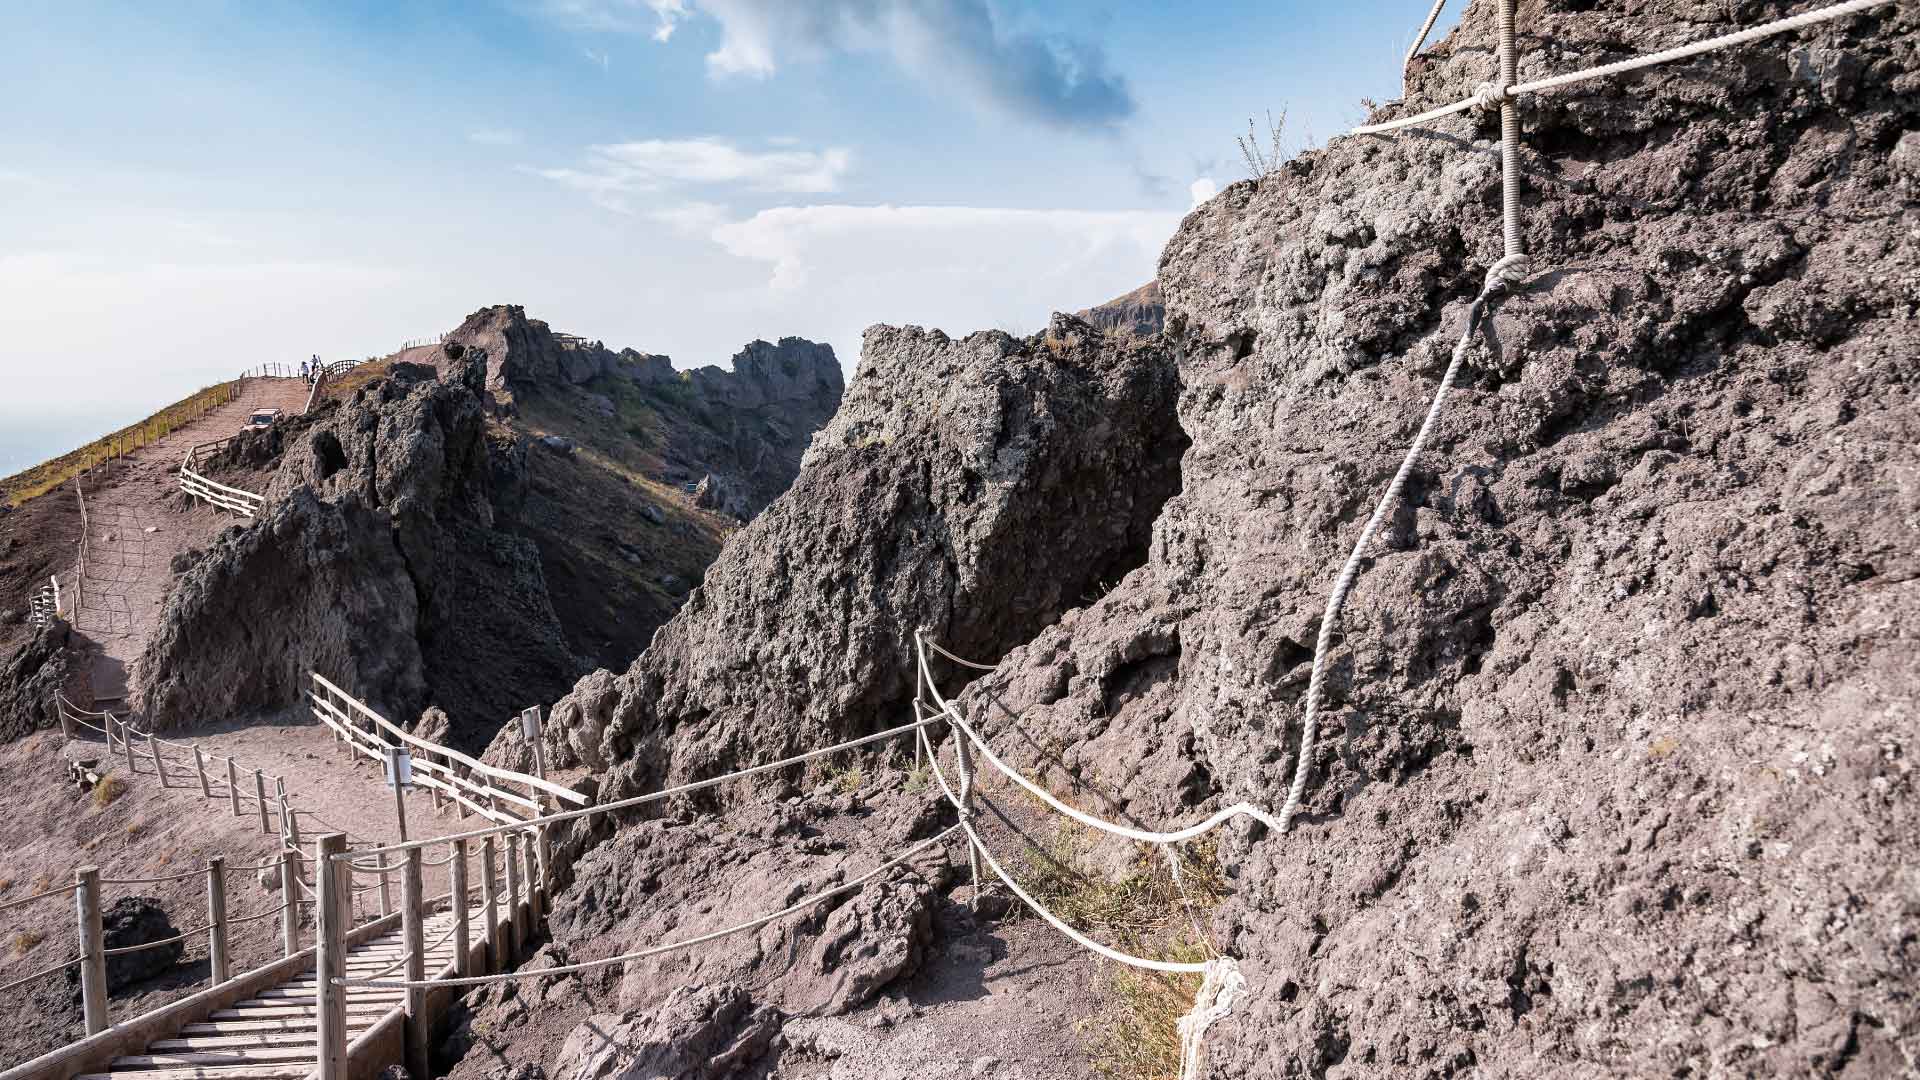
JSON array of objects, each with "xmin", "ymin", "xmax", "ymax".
[
  {"xmin": 75, "ymin": 376, "xmax": 311, "ymax": 702},
  {"xmin": 0, "ymin": 708, "xmax": 540, "ymax": 1068}
]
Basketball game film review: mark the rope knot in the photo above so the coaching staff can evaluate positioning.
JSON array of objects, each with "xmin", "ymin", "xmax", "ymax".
[
  {"xmin": 1484, "ymin": 253, "xmax": 1531, "ymax": 294},
  {"xmin": 1178, "ymin": 957, "xmax": 1248, "ymax": 1080},
  {"xmin": 1471, "ymin": 81, "xmax": 1513, "ymax": 114}
]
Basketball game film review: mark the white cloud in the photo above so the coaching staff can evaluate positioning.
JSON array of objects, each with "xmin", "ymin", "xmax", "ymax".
[
  {"xmin": 544, "ymin": 0, "xmax": 1136, "ymax": 132},
  {"xmin": 535, "ymin": 0, "xmax": 685, "ymax": 39},
  {"xmin": 533, "ymin": 137, "xmax": 852, "ymax": 213},
  {"xmin": 1189, "ymin": 177, "xmax": 1218, "ymax": 208},
  {"xmin": 584, "ymin": 47, "xmax": 611, "ymax": 70},
  {"xmin": 648, "ymin": 200, "xmax": 730, "ymax": 234},
  {"xmin": 468, "ymin": 128, "xmax": 522, "ymax": 147}
]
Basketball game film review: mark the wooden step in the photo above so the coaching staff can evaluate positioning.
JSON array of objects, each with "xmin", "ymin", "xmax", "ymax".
[
  {"xmin": 216, "ymin": 1001, "xmax": 394, "ymax": 1016},
  {"xmin": 180, "ymin": 1018, "xmax": 375, "ymax": 1036},
  {"xmin": 112, "ymin": 1045, "xmax": 320, "ymax": 1065},
  {"xmin": 152, "ymin": 1032, "xmax": 356, "ymax": 1050},
  {"xmin": 253, "ymin": 988, "xmax": 404, "ymax": 1000},
  {"xmin": 79, "ymin": 1064, "xmax": 314, "ymax": 1079}
]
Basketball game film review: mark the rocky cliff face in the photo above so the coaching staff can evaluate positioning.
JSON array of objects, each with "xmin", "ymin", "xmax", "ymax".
[
  {"xmin": 443, "ymin": 305, "xmax": 844, "ymax": 519},
  {"xmin": 948, "ymin": 1, "xmax": 1920, "ymax": 1075},
  {"xmin": 526, "ymin": 314, "xmax": 1188, "ymax": 811},
  {"xmin": 1076, "ymin": 280, "xmax": 1166, "ymax": 337},
  {"xmin": 138, "ymin": 360, "xmax": 582, "ymax": 747},
  {"xmin": 0, "ymin": 617, "xmax": 87, "ymax": 741}
]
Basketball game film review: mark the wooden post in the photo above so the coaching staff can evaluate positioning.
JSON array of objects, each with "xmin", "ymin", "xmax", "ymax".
[
  {"xmin": 481, "ymin": 836, "xmax": 500, "ymax": 972},
  {"xmin": 284, "ymin": 798, "xmax": 305, "ymax": 887},
  {"xmin": 451, "ymin": 839, "xmax": 471, "ymax": 977},
  {"xmin": 225, "ymin": 757, "xmax": 241, "ymax": 816},
  {"xmin": 524, "ymin": 829, "xmax": 543, "ymax": 924},
  {"xmin": 954, "ymin": 722, "xmax": 983, "ymax": 905},
  {"xmin": 148, "ymin": 731, "xmax": 169, "ymax": 787},
  {"xmin": 206, "ymin": 856, "xmax": 230, "ymax": 984},
  {"xmin": 505, "ymin": 831, "xmax": 526, "ymax": 959},
  {"xmin": 193, "ymin": 745, "xmax": 212, "ymax": 800},
  {"xmin": 279, "ymin": 846, "xmax": 300, "ymax": 957},
  {"xmin": 76, "ymin": 867, "xmax": 108, "ymax": 1035},
  {"xmin": 401, "ymin": 847, "xmax": 429, "ymax": 1080},
  {"xmin": 376, "ymin": 859, "xmax": 392, "ymax": 917},
  {"xmin": 58, "ymin": 698, "xmax": 73, "ymax": 742},
  {"xmin": 119, "ymin": 718, "xmax": 135, "ymax": 773},
  {"xmin": 254, "ymin": 769, "xmax": 271, "ymax": 834},
  {"xmin": 315, "ymin": 834, "xmax": 349, "ymax": 1080},
  {"xmin": 526, "ymin": 710, "xmax": 555, "ymax": 918}
]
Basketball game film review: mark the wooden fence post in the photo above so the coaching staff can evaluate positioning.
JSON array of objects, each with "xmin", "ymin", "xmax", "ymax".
[
  {"xmin": 58, "ymin": 698, "xmax": 73, "ymax": 742},
  {"xmin": 193, "ymin": 745, "xmax": 211, "ymax": 800},
  {"xmin": 481, "ymin": 836, "xmax": 500, "ymax": 973},
  {"xmin": 76, "ymin": 866, "xmax": 108, "ymax": 1035},
  {"xmin": 524, "ymin": 829, "xmax": 544, "ymax": 924},
  {"xmin": 119, "ymin": 718, "xmax": 135, "ymax": 773},
  {"xmin": 315, "ymin": 834, "xmax": 349, "ymax": 1080},
  {"xmin": 401, "ymin": 847, "xmax": 429, "ymax": 1080},
  {"xmin": 254, "ymin": 769, "xmax": 271, "ymax": 834},
  {"xmin": 954, "ymin": 723, "xmax": 983, "ymax": 906},
  {"xmin": 284, "ymin": 798, "xmax": 305, "ymax": 886},
  {"xmin": 226, "ymin": 758, "xmax": 241, "ymax": 817},
  {"xmin": 377, "ymin": 858, "xmax": 393, "ymax": 917},
  {"xmin": 148, "ymin": 731, "xmax": 169, "ymax": 787},
  {"xmin": 505, "ymin": 831, "xmax": 526, "ymax": 960},
  {"xmin": 280, "ymin": 845, "xmax": 300, "ymax": 957},
  {"xmin": 207, "ymin": 856, "xmax": 230, "ymax": 984},
  {"xmin": 451, "ymin": 839, "xmax": 471, "ymax": 978}
]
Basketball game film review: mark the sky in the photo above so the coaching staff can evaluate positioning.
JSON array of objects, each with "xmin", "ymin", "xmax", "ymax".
[{"xmin": 0, "ymin": 0, "xmax": 1461, "ymax": 476}]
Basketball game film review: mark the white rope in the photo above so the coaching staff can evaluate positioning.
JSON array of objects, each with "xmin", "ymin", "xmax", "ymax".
[
  {"xmin": 1178, "ymin": 957, "xmax": 1248, "ymax": 1080},
  {"xmin": 338, "ymin": 825, "xmax": 959, "ymax": 988},
  {"xmin": 918, "ymin": 637, "xmax": 1281, "ymax": 842},
  {"xmin": 1353, "ymin": 0, "xmax": 1894, "ymax": 135},
  {"xmin": 341, "ymin": 716, "xmax": 938, "ymax": 860}
]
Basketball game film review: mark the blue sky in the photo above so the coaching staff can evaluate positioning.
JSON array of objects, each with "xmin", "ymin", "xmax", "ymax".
[{"xmin": 0, "ymin": 0, "xmax": 1460, "ymax": 475}]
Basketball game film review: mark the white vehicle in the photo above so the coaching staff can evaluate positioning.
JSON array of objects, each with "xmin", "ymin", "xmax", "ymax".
[{"xmin": 248, "ymin": 408, "xmax": 282, "ymax": 430}]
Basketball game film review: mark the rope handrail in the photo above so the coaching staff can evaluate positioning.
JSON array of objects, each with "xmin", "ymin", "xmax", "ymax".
[
  {"xmin": 346, "ymin": 857, "xmax": 402, "ymax": 874},
  {"xmin": 335, "ymin": 715, "xmax": 939, "ymax": 861},
  {"xmin": 338, "ymin": 824, "xmax": 959, "ymax": 989},
  {"xmin": 101, "ymin": 868, "xmax": 207, "ymax": 886},
  {"xmin": 348, "ymin": 921, "xmax": 462, "ymax": 983},
  {"xmin": 917, "ymin": 636, "xmax": 1282, "ymax": 842},
  {"xmin": 0, "ymin": 955, "xmax": 82, "ymax": 994},
  {"xmin": 223, "ymin": 905, "xmax": 287, "ymax": 928},
  {"xmin": 1351, "ymin": 0, "xmax": 1893, "ymax": 135},
  {"xmin": 103, "ymin": 922, "xmax": 212, "ymax": 956},
  {"xmin": 0, "ymin": 884, "xmax": 75, "ymax": 914}
]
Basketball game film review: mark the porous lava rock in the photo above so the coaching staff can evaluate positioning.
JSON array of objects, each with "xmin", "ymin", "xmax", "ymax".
[
  {"xmin": 551, "ymin": 984, "xmax": 779, "ymax": 1080},
  {"xmin": 558, "ymin": 312, "xmax": 1187, "ymax": 812},
  {"xmin": 138, "ymin": 358, "xmax": 582, "ymax": 746},
  {"xmin": 98, "ymin": 896, "xmax": 183, "ymax": 989},
  {"xmin": 941, "ymin": 1, "xmax": 1920, "ymax": 1075},
  {"xmin": 0, "ymin": 617, "xmax": 86, "ymax": 741}
]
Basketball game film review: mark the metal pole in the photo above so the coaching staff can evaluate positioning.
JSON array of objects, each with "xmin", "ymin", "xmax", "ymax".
[
  {"xmin": 207, "ymin": 856, "xmax": 230, "ymax": 984},
  {"xmin": 401, "ymin": 847, "xmax": 428, "ymax": 1080},
  {"xmin": 451, "ymin": 839, "xmax": 471, "ymax": 977},
  {"xmin": 76, "ymin": 867, "xmax": 108, "ymax": 1035},
  {"xmin": 315, "ymin": 833, "xmax": 349, "ymax": 1080},
  {"xmin": 481, "ymin": 836, "xmax": 500, "ymax": 972}
]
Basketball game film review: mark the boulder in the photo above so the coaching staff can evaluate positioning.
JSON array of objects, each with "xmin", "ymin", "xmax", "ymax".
[
  {"xmin": 98, "ymin": 897, "xmax": 183, "ymax": 989},
  {"xmin": 0, "ymin": 618, "xmax": 84, "ymax": 742},
  {"xmin": 553, "ymin": 984, "xmax": 777, "ymax": 1080}
]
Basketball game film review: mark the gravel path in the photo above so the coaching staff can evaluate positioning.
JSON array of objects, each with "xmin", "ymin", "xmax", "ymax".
[{"xmin": 73, "ymin": 377, "xmax": 311, "ymax": 702}]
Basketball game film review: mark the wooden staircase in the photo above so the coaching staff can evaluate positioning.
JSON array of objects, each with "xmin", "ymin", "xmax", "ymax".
[{"xmin": 76, "ymin": 907, "xmax": 469, "ymax": 1080}]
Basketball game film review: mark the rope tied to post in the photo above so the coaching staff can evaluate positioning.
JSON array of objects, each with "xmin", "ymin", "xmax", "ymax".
[{"xmin": 1471, "ymin": 80, "xmax": 1513, "ymax": 113}]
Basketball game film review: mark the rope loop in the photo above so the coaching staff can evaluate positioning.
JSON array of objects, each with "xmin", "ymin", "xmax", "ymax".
[
  {"xmin": 1471, "ymin": 80, "xmax": 1513, "ymax": 114},
  {"xmin": 1484, "ymin": 253, "xmax": 1532, "ymax": 294},
  {"xmin": 1177, "ymin": 956, "xmax": 1248, "ymax": 1080}
]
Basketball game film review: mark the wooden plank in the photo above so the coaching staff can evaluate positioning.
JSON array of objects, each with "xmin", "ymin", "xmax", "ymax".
[
  {"xmin": 211, "ymin": 1003, "xmax": 392, "ymax": 1018},
  {"xmin": 78, "ymin": 1066, "xmax": 313, "ymax": 1080},
  {"xmin": 153, "ymin": 1033, "xmax": 343, "ymax": 1050},
  {"xmin": 112, "ymin": 1046, "xmax": 321, "ymax": 1065},
  {"xmin": 179, "ymin": 1020, "xmax": 375, "ymax": 1036}
]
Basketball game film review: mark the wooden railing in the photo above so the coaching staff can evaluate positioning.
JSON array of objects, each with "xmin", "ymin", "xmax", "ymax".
[{"xmin": 179, "ymin": 437, "xmax": 266, "ymax": 519}]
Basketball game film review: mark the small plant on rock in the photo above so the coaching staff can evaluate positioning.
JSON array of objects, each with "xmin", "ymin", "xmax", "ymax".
[{"xmin": 92, "ymin": 775, "xmax": 127, "ymax": 808}]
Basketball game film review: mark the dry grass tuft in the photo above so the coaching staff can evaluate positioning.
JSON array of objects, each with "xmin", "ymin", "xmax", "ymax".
[
  {"xmin": 92, "ymin": 775, "xmax": 127, "ymax": 808},
  {"xmin": 11, "ymin": 930, "xmax": 44, "ymax": 956},
  {"xmin": 1018, "ymin": 826, "xmax": 1229, "ymax": 1080}
]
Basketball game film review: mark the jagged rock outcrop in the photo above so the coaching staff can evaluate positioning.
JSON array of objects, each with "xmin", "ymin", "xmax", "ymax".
[
  {"xmin": 1075, "ymin": 280, "xmax": 1165, "ymax": 337},
  {"xmin": 0, "ymin": 617, "xmax": 85, "ymax": 741},
  {"xmin": 440, "ymin": 305, "xmax": 844, "ymax": 519},
  {"xmin": 552, "ymin": 984, "xmax": 779, "ymax": 1080},
  {"xmin": 96, "ymin": 897, "xmax": 183, "ymax": 989},
  {"xmin": 937, "ymin": 2, "xmax": 1920, "ymax": 1075},
  {"xmin": 139, "ymin": 359, "xmax": 582, "ymax": 746},
  {"xmin": 552, "ymin": 313, "xmax": 1186, "ymax": 810}
]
